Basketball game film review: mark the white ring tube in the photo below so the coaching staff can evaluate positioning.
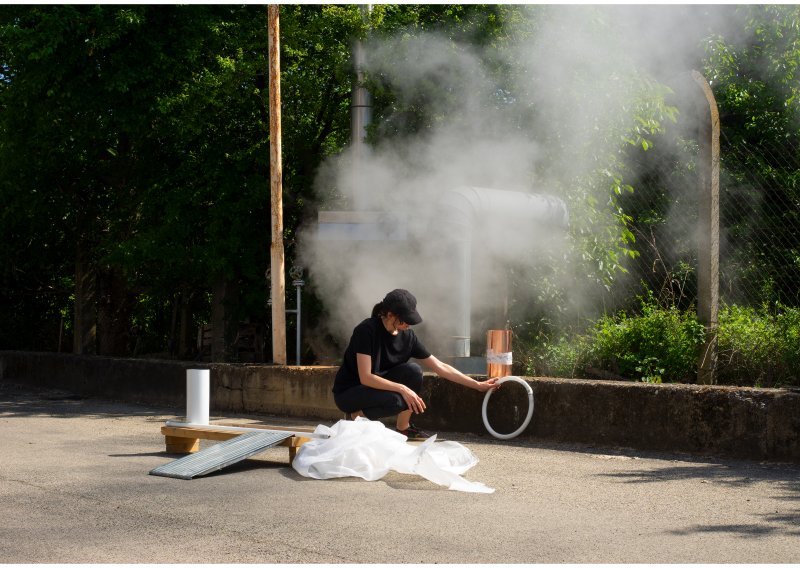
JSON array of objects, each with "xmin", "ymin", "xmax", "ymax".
[{"xmin": 481, "ymin": 376, "xmax": 534, "ymax": 440}]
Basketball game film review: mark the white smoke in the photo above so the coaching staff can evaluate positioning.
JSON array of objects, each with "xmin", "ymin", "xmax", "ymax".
[{"xmin": 298, "ymin": 5, "xmax": 745, "ymax": 359}]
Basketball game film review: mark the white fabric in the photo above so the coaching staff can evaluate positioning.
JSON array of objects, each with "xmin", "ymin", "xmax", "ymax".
[{"xmin": 292, "ymin": 417, "xmax": 494, "ymax": 493}]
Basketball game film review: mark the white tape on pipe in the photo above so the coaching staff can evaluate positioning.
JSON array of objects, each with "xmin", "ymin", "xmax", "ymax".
[
  {"xmin": 481, "ymin": 376, "xmax": 534, "ymax": 440},
  {"xmin": 486, "ymin": 350, "xmax": 513, "ymax": 365}
]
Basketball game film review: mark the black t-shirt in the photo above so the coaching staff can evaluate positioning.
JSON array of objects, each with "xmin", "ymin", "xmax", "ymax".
[{"xmin": 333, "ymin": 316, "xmax": 431, "ymax": 393}]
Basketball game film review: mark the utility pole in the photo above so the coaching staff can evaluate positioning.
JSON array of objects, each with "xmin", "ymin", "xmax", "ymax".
[
  {"xmin": 268, "ymin": 5, "xmax": 287, "ymax": 365},
  {"xmin": 692, "ymin": 70, "xmax": 720, "ymax": 385}
]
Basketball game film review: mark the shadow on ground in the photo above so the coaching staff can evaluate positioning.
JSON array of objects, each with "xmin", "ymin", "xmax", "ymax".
[
  {"xmin": 599, "ymin": 461, "xmax": 800, "ymax": 538},
  {"xmin": 0, "ymin": 381, "xmax": 173, "ymax": 420}
]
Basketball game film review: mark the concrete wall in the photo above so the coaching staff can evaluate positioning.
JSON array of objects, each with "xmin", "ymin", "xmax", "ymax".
[
  {"xmin": 2, "ymin": 350, "xmax": 799, "ymax": 462},
  {"xmin": 0, "ymin": 351, "xmax": 342, "ymax": 419}
]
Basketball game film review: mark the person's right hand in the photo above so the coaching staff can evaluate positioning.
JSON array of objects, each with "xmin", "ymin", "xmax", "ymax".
[
  {"xmin": 473, "ymin": 377, "xmax": 501, "ymax": 392},
  {"xmin": 400, "ymin": 386, "xmax": 426, "ymax": 414}
]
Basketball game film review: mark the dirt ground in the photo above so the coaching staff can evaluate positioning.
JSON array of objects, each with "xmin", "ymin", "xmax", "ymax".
[{"xmin": 1, "ymin": 380, "xmax": 798, "ymax": 563}]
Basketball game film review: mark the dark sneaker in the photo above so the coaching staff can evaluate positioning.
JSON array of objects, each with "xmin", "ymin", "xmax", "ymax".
[{"xmin": 397, "ymin": 423, "xmax": 433, "ymax": 440}]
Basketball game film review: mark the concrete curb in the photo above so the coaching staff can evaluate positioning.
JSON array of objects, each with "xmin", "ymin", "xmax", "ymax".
[{"xmin": 1, "ymin": 350, "xmax": 798, "ymax": 462}]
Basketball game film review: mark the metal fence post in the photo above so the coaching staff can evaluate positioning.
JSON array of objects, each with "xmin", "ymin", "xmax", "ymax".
[{"xmin": 692, "ymin": 70, "xmax": 720, "ymax": 385}]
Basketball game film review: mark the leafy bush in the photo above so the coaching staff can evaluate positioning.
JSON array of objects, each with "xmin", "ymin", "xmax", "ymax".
[
  {"xmin": 586, "ymin": 295, "xmax": 705, "ymax": 383},
  {"xmin": 521, "ymin": 293, "xmax": 704, "ymax": 383},
  {"xmin": 776, "ymin": 308, "xmax": 800, "ymax": 383},
  {"xmin": 716, "ymin": 304, "xmax": 800, "ymax": 387},
  {"xmin": 521, "ymin": 299, "xmax": 800, "ymax": 387},
  {"xmin": 522, "ymin": 334, "xmax": 590, "ymax": 379}
]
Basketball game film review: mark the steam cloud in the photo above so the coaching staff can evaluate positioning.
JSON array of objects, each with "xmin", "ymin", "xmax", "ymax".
[{"xmin": 298, "ymin": 6, "xmax": 744, "ymax": 361}]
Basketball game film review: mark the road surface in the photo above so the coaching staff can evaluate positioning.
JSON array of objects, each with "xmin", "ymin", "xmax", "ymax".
[{"xmin": 1, "ymin": 381, "xmax": 798, "ymax": 563}]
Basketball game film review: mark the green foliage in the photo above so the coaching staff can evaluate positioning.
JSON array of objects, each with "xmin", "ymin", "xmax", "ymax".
[
  {"xmin": 564, "ymin": 77, "xmax": 678, "ymax": 294},
  {"xmin": 704, "ymin": 5, "xmax": 800, "ymax": 308},
  {"xmin": 522, "ymin": 293, "xmax": 704, "ymax": 383},
  {"xmin": 635, "ymin": 357, "xmax": 665, "ymax": 384},
  {"xmin": 0, "ymin": 5, "xmax": 530, "ymax": 355},
  {"xmin": 522, "ymin": 333, "xmax": 589, "ymax": 379},
  {"xmin": 0, "ymin": 5, "xmax": 364, "ymax": 354},
  {"xmin": 522, "ymin": 301, "xmax": 800, "ymax": 387},
  {"xmin": 717, "ymin": 303, "xmax": 800, "ymax": 387},
  {"xmin": 2, "ymin": 4, "xmax": 800, "ymax": 374},
  {"xmin": 586, "ymin": 293, "xmax": 705, "ymax": 382},
  {"xmin": 0, "ymin": 5, "xmax": 170, "ymax": 349},
  {"xmin": 705, "ymin": 5, "xmax": 800, "ymax": 141}
]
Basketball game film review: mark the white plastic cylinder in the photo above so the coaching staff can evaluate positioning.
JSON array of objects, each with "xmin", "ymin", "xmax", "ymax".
[{"xmin": 186, "ymin": 369, "xmax": 210, "ymax": 425}]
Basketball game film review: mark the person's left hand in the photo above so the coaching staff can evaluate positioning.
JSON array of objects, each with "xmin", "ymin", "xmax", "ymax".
[{"xmin": 473, "ymin": 377, "xmax": 501, "ymax": 392}]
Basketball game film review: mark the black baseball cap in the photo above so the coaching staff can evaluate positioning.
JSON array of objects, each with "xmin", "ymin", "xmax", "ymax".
[{"xmin": 383, "ymin": 289, "xmax": 423, "ymax": 325}]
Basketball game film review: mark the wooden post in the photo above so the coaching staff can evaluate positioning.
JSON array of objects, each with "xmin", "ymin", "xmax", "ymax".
[
  {"xmin": 268, "ymin": 5, "xmax": 287, "ymax": 365},
  {"xmin": 692, "ymin": 70, "xmax": 720, "ymax": 385}
]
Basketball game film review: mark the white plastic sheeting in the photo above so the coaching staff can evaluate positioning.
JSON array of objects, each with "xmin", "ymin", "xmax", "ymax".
[{"xmin": 292, "ymin": 417, "xmax": 494, "ymax": 493}]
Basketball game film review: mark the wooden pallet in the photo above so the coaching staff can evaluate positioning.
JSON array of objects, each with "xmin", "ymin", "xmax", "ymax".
[{"xmin": 161, "ymin": 422, "xmax": 313, "ymax": 463}]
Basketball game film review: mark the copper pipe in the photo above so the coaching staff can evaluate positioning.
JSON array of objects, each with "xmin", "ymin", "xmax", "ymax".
[{"xmin": 486, "ymin": 329, "xmax": 512, "ymax": 378}]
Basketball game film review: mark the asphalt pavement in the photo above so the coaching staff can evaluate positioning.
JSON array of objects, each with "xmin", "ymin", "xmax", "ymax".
[{"xmin": 1, "ymin": 380, "xmax": 798, "ymax": 563}]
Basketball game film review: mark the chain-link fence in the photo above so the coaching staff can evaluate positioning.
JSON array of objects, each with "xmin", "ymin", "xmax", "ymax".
[
  {"xmin": 592, "ymin": 102, "xmax": 800, "ymax": 319},
  {"xmin": 719, "ymin": 132, "xmax": 800, "ymax": 308},
  {"xmin": 610, "ymin": 131, "xmax": 700, "ymax": 315}
]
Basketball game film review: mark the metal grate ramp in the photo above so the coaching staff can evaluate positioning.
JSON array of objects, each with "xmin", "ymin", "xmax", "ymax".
[{"xmin": 150, "ymin": 431, "xmax": 293, "ymax": 480}]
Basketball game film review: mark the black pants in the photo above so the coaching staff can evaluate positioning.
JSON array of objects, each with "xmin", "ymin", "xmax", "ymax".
[{"xmin": 333, "ymin": 362, "xmax": 423, "ymax": 420}]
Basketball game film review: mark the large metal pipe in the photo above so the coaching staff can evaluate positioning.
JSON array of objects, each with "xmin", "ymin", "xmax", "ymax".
[
  {"xmin": 438, "ymin": 187, "xmax": 569, "ymax": 357},
  {"xmin": 351, "ymin": 41, "xmax": 373, "ymax": 153},
  {"xmin": 350, "ymin": 5, "xmax": 373, "ymax": 167},
  {"xmin": 440, "ymin": 186, "xmax": 569, "ymax": 228}
]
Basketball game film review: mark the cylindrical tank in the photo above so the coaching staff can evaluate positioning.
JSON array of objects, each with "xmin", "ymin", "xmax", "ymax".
[{"xmin": 186, "ymin": 369, "xmax": 210, "ymax": 425}]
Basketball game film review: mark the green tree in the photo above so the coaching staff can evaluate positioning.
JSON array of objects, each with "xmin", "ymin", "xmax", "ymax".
[
  {"xmin": 704, "ymin": 5, "xmax": 800, "ymax": 307},
  {"xmin": 0, "ymin": 5, "xmax": 380, "ymax": 358},
  {"xmin": 6, "ymin": 4, "xmax": 788, "ymax": 366},
  {"xmin": 0, "ymin": 6, "xmax": 269, "ymax": 355},
  {"xmin": 0, "ymin": 6, "xmax": 170, "ymax": 353}
]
